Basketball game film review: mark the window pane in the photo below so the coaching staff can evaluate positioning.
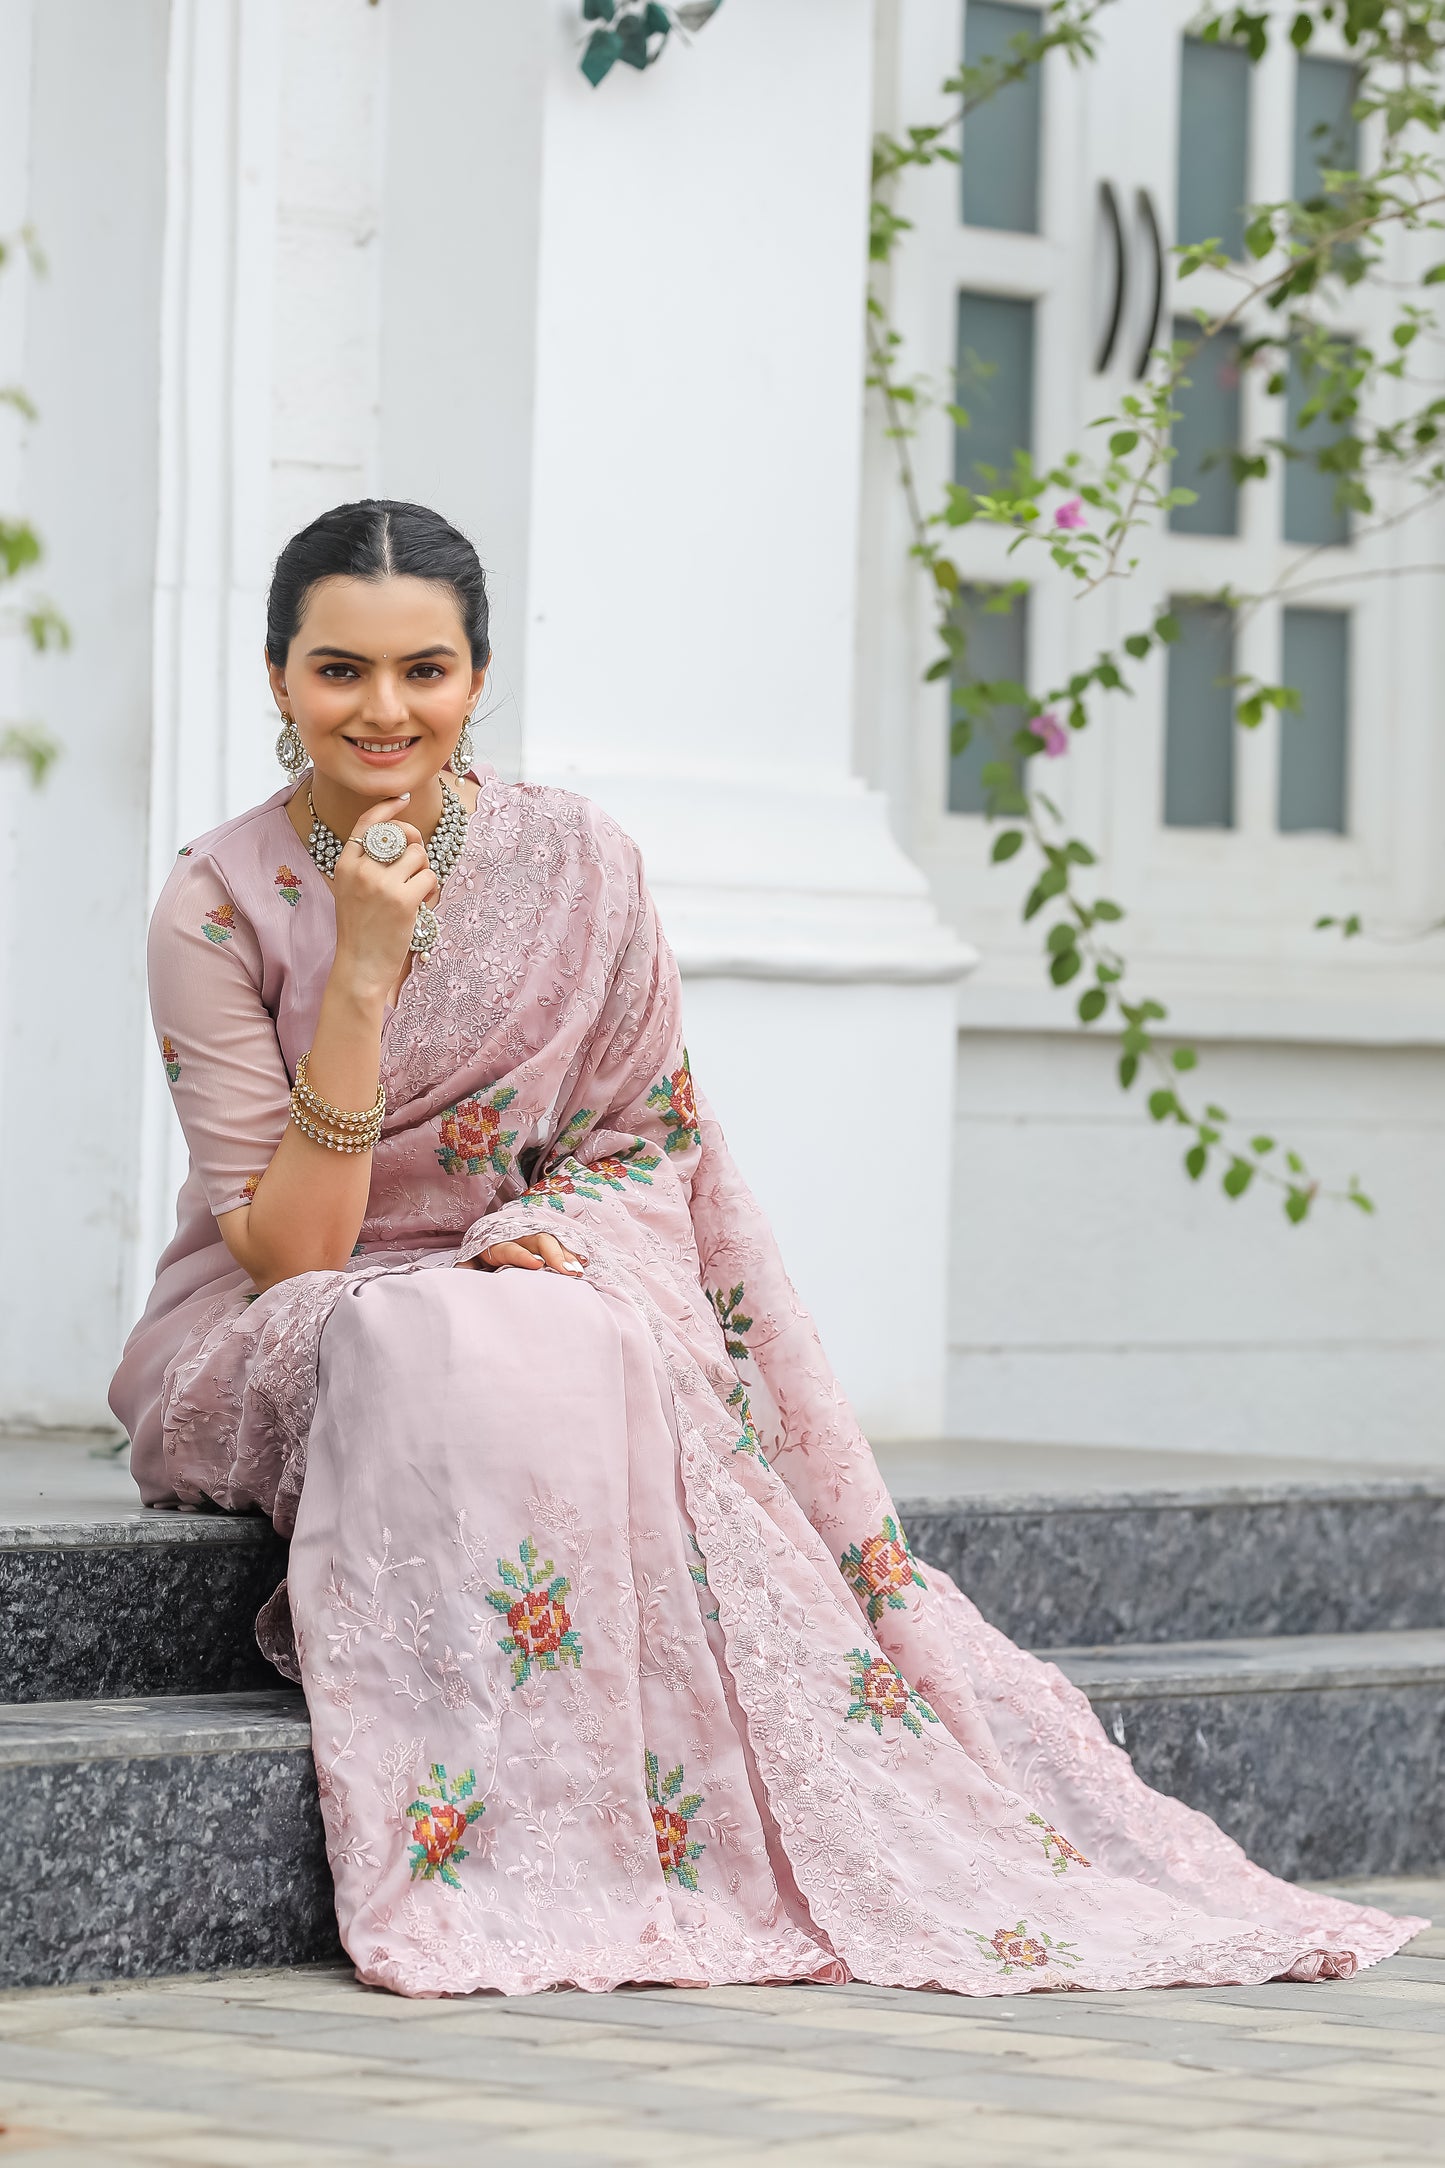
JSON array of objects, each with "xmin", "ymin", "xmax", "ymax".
[
  {"xmin": 956, "ymin": 292, "xmax": 1035, "ymax": 490},
  {"xmin": 1164, "ymin": 602, "xmax": 1235, "ymax": 828},
  {"xmin": 1279, "ymin": 609, "xmax": 1349, "ymax": 833},
  {"xmin": 1294, "ymin": 55, "xmax": 1358, "ymax": 202},
  {"xmin": 963, "ymin": 2, "xmax": 1042, "ymax": 233},
  {"xmin": 1284, "ymin": 344, "xmax": 1352, "ymax": 547},
  {"xmin": 1177, "ymin": 37, "xmax": 1250, "ymax": 260},
  {"xmin": 949, "ymin": 587, "xmax": 1029, "ymax": 815},
  {"xmin": 1169, "ymin": 321, "xmax": 1241, "ymax": 536}
]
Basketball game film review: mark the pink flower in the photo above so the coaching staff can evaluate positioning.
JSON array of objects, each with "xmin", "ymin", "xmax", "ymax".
[
  {"xmin": 1029, "ymin": 712, "xmax": 1069, "ymax": 759},
  {"xmin": 1053, "ymin": 497, "xmax": 1086, "ymax": 530}
]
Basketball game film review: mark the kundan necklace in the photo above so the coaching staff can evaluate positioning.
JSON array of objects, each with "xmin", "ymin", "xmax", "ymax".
[{"xmin": 304, "ymin": 772, "xmax": 469, "ymax": 958}]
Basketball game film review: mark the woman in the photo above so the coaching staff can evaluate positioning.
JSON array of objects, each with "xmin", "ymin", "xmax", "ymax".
[{"xmin": 112, "ymin": 500, "xmax": 1421, "ymax": 1999}]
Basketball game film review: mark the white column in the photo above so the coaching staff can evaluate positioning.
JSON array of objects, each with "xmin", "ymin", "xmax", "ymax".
[{"xmin": 516, "ymin": 0, "xmax": 974, "ymax": 1434}]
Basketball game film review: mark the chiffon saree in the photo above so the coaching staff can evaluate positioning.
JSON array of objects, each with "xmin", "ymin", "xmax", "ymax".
[{"xmin": 111, "ymin": 768, "xmax": 1424, "ymax": 1997}]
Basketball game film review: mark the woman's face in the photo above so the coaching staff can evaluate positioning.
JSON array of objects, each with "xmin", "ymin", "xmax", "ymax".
[{"xmin": 267, "ymin": 575, "xmax": 488, "ymax": 799}]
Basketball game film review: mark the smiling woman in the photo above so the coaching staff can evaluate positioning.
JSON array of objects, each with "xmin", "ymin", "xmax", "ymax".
[{"xmin": 107, "ymin": 498, "xmax": 1423, "ymax": 2002}]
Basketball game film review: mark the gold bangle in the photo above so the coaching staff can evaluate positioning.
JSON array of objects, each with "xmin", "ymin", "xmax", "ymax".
[{"xmin": 289, "ymin": 1051, "xmax": 385, "ymax": 1153}]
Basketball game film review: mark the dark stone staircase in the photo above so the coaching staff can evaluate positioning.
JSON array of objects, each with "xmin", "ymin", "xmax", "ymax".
[{"xmin": 1, "ymin": 1435, "xmax": 1441, "ymax": 1989}]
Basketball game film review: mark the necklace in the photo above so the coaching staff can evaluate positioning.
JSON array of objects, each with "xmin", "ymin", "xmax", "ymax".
[{"xmin": 304, "ymin": 773, "xmax": 469, "ymax": 958}]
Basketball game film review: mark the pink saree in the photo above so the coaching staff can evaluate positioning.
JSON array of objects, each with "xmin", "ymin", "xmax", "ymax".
[{"xmin": 111, "ymin": 769, "xmax": 1424, "ymax": 1997}]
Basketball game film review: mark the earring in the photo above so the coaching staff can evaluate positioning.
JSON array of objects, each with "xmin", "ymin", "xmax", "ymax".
[
  {"xmin": 275, "ymin": 716, "xmax": 307, "ymax": 776},
  {"xmin": 450, "ymin": 715, "xmax": 476, "ymax": 776}
]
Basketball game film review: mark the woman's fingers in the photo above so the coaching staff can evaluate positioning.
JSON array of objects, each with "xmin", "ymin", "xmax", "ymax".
[{"xmin": 475, "ymin": 1234, "xmax": 585, "ymax": 1275}]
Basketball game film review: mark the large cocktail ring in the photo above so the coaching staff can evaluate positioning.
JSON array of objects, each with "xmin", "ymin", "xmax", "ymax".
[{"xmin": 361, "ymin": 821, "xmax": 408, "ymax": 866}]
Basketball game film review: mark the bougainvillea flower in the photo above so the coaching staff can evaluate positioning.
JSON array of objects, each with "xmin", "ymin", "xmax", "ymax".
[
  {"xmin": 1029, "ymin": 712, "xmax": 1069, "ymax": 758},
  {"xmin": 1053, "ymin": 497, "xmax": 1086, "ymax": 529}
]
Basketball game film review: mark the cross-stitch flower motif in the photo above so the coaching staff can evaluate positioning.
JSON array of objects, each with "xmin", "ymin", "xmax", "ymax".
[
  {"xmin": 161, "ymin": 1035, "xmax": 181, "ymax": 1084},
  {"xmin": 436, "ymin": 1087, "xmax": 520, "ymax": 1178},
  {"xmin": 405, "ymin": 1762, "xmax": 485, "ymax": 1888},
  {"xmin": 969, "ymin": 1920, "xmax": 1079, "ymax": 1975},
  {"xmin": 839, "ymin": 1515, "xmax": 927, "ymax": 1624},
  {"xmin": 202, "ymin": 902, "xmax": 236, "ymax": 945},
  {"xmin": 485, "ymin": 1537, "xmax": 583, "ymax": 1689},
  {"xmin": 708, "ymin": 1282, "xmax": 753, "ymax": 1361},
  {"xmin": 844, "ymin": 1648, "xmax": 938, "ymax": 1740},
  {"xmin": 645, "ymin": 1749, "xmax": 705, "ymax": 1890},
  {"xmin": 275, "ymin": 864, "xmax": 303, "ymax": 907},
  {"xmin": 1027, "ymin": 1811, "xmax": 1090, "ymax": 1875},
  {"xmin": 728, "ymin": 1380, "xmax": 765, "ymax": 1459},
  {"xmin": 528, "ymin": 1147, "xmax": 661, "ymax": 1212},
  {"xmin": 647, "ymin": 1050, "xmax": 700, "ymax": 1156},
  {"xmin": 176, "ymin": 844, "xmax": 193, "ymax": 857},
  {"xmin": 548, "ymin": 1107, "xmax": 596, "ymax": 1160},
  {"xmin": 241, "ymin": 1173, "xmax": 263, "ymax": 1203},
  {"xmin": 686, "ymin": 1534, "xmax": 718, "ymax": 1621}
]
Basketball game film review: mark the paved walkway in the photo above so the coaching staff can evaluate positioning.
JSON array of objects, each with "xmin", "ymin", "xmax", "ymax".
[{"xmin": 0, "ymin": 1878, "xmax": 1440, "ymax": 2166}]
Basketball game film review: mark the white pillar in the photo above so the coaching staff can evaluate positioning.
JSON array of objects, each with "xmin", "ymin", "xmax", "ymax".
[{"xmin": 383, "ymin": 0, "xmax": 972, "ymax": 1435}]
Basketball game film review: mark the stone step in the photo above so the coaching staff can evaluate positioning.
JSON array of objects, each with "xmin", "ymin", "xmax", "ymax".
[
  {"xmin": 1046, "ymin": 1629, "xmax": 1445, "ymax": 1883},
  {"xmin": 0, "ymin": 1511, "xmax": 285, "ymax": 1702},
  {"xmin": 4, "ymin": 1635, "xmax": 1440, "ymax": 1989},
  {"xmin": 0, "ymin": 1691, "xmax": 335, "ymax": 1991},
  {"xmin": 902, "ymin": 1471, "xmax": 1445, "ymax": 1647},
  {"xmin": 5, "ymin": 1461, "xmax": 1445, "ymax": 1699}
]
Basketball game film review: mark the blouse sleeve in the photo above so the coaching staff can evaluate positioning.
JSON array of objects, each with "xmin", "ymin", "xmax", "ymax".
[{"xmin": 147, "ymin": 855, "xmax": 293, "ymax": 1217}]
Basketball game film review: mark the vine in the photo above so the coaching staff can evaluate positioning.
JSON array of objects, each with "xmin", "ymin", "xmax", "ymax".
[
  {"xmin": 869, "ymin": 0, "xmax": 1445, "ymax": 1222},
  {"xmin": 0, "ymin": 228, "xmax": 65, "ymax": 785},
  {"xmin": 580, "ymin": 0, "xmax": 725, "ymax": 86}
]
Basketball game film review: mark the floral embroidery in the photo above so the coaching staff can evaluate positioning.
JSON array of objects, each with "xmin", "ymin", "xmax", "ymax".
[
  {"xmin": 405, "ymin": 1763, "xmax": 485, "ymax": 1888},
  {"xmin": 436, "ymin": 1087, "xmax": 520, "ymax": 1179},
  {"xmin": 275, "ymin": 864, "xmax": 303, "ymax": 907},
  {"xmin": 485, "ymin": 1537, "xmax": 583, "ymax": 1688},
  {"xmin": 844, "ymin": 1649, "xmax": 938, "ymax": 1740},
  {"xmin": 176, "ymin": 844, "xmax": 193, "ymax": 857},
  {"xmin": 161, "ymin": 1035, "xmax": 181, "ymax": 1085},
  {"xmin": 646, "ymin": 1751, "xmax": 705, "ymax": 1890},
  {"xmin": 1028, "ymin": 1811, "xmax": 1090, "ymax": 1875},
  {"xmin": 528, "ymin": 1147, "xmax": 661, "ymax": 1212},
  {"xmin": 549, "ymin": 1107, "xmax": 596, "ymax": 1160},
  {"xmin": 969, "ymin": 1921, "xmax": 1079, "ymax": 1975},
  {"xmin": 708, "ymin": 1283, "xmax": 753, "ymax": 1361},
  {"xmin": 686, "ymin": 1534, "xmax": 718, "ymax": 1621},
  {"xmin": 647, "ymin": 1050, "xmax": 700, "ymax": 1156},
  {"xmin": 240, "ymin": 1173, "xmax": 263, "ymax": 1204},
  {"xmin": 839, "ymin": 1515, "xmax": 927, "ymax": 1624},
  {"xmin": 202, "ymin": 902, "xmax": 236, "ymax": 945},
  {"xmin": 728, "ymin": 1381, "xmax": 765, "ymax": 1460}
]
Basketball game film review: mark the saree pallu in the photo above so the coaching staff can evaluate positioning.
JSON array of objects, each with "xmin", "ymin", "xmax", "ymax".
[{"xmin": 111, "ymin": 769, "xmax": 1424, "ymax": 1995}]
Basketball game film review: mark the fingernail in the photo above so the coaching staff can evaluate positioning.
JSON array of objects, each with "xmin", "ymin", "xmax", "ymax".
[
  {"xmin": 564, "ymin": 1261, "xmax": 583, "ymax": 1274},
  {"xmin": 398, "ymin": 791, "xmax": 411, "ymax": 801}
]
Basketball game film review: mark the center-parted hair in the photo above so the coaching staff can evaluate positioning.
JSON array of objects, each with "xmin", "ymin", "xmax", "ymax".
[{"xmin": 265, "ymin": 499, "xmax": 491, "ymax": 669}]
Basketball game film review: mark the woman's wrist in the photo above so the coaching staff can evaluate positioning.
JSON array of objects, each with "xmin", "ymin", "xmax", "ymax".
[{"xmin": 322, "ymin": 958, "xmax": 393, "ymax": 1024}]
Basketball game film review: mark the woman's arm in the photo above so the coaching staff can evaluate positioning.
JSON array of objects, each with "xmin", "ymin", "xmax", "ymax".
[{"xmin": 219, "ymin": 793, "xmax": 434, "ymax": 1292}]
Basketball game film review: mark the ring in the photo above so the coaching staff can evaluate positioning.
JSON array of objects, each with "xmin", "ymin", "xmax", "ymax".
[{"xmin": 361, "ymin": 821, "xmax": 408, "ymax": 866}]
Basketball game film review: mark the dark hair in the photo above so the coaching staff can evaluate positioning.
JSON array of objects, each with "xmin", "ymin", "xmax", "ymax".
[{"xmin": 265, "ymin": 499, "xmax": 491, "ymax": 669}]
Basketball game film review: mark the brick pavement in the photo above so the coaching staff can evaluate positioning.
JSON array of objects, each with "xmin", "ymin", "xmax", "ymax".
[{"xmin": 0, "ymin": 1877, "xmax": 1439, "ymax": 2167}]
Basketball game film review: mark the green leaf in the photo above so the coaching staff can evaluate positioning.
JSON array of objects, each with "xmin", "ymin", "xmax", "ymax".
[
  {"xmin": 1046, "ymin": 922, "xmax": 1078, "ymax": 955},
  {"xmin": 1285, "ymin": 1187, "xmax": 1311, "ymax": 1225},
  {"xmin": 580, "ymin": 27, "xmax": 622, "ymax": 80},
  {"xmin": 1050, "ymin": 948, "xmax": 1083, "ymax": 986},
  {"xmin": 1425, "ymin": 263, "xmax": 1445, "ymax": 287},
  {"xmin": 991, "ymin": 828, "xmax": 1025, "ymax": 862},
  {"xmin": 1077, "ymin": 988, "xmax": 1107, "ymax": 1023},
  {"xmin": 1154, "ymin": 612, "xmax": 1181, "ymax": 644},
  {"xmin": 1148, "ymin": 1088, "xmax": 1179, "ymax": 1122},
  {"xmin": 1109, "ymin": 430, "xmax": 1138, "ymax": 456},
  {"xmin": 1223, "ymin": 1159, "xmax": 1254, "ymax": 1198},
  {"xmin": 1250, "ymin": 1135, "xmax": 1275, "ymax": 1155},
  {"xmin": 1092, "ymin": 899, "xmax": 1123, "ymax": 922},
  {"xmin": 1185, "ymin": 1143, "xmax": 1208, "ymax": 1180},
  {"xmin": 1119, "ymin": 1053, "xmax": 1139, "ymax": 1090},
  {"xmin": 1171, "ymin": 1047, "xmax": 1198, "ymax": 1072},
  {"xmin": 1244, "ymin": 212, "xmax": 1274, "ymax": 260},
  {"xmin": 1124, "ymin": 633, "xmax": 1152, "ymax": 660}
]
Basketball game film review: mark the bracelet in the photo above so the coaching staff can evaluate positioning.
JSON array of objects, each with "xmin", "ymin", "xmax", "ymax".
[{"xmin": 288, "ymin": 1051, "xmax": 385, "ymax": 1154}]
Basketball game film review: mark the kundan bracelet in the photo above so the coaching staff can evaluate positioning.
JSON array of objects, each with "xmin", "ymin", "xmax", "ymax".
[{"xmin": 288, "ymin": 1051, "xmax": 385, "ymax": 1155}]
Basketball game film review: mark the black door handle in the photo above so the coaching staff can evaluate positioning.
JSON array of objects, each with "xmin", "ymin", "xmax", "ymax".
[
  {"xmin": 1134, "ymin": 187, "xmax": 1165, "ymax": 378},
  {"xmin": 1094, "ymin": 180, "xmax": 1127, "ymax": 374}
]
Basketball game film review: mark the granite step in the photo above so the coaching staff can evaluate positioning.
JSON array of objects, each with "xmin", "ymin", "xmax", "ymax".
[
  {"xmin": 903, "ymin": 1471, "xmax": 1445, "ymax": 1648},
  {"xmin": 5, "ymin": 1461, "xmax": 1445, "ymax": 1700},
  {"xmin": 0, "ymin": 1691, "xmax": 336, "ymax": 1991},
  {"xmin": 4, "ymin": 1636, "xmax": 1441, "ymax": 1989},
  {"xmin": 1047, "ymin": 1629, "xmax": 1445, "ymax": 1882}
]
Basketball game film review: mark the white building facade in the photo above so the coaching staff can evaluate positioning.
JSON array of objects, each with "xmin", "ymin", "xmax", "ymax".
[{"xmin": 1, "ymin": 0, "xmax": 1443, "ymax": 1465}]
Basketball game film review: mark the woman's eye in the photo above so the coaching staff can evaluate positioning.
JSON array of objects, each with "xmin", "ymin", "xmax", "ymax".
[
  {"xmin": 408, "ymin": 664, "xmax": 445, "ymax": 680},
  {"xmin": 319, "ymin": 664, "xmax": 359, "ymax": 680}
]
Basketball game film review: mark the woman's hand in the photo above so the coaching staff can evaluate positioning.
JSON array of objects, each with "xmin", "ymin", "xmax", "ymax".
[
  {"xmin": 465, "ymin": 1233, "xmax": 585, "ymax": 1276},
  {"xmin": 330, "ymin": 793, "xmax": 440, "ymax": 1006}
]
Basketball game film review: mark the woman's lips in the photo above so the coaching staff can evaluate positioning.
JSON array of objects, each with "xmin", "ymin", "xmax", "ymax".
[{"xmin": 345, "ymin": 737, "xmax": 420, "ymax": 766}]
